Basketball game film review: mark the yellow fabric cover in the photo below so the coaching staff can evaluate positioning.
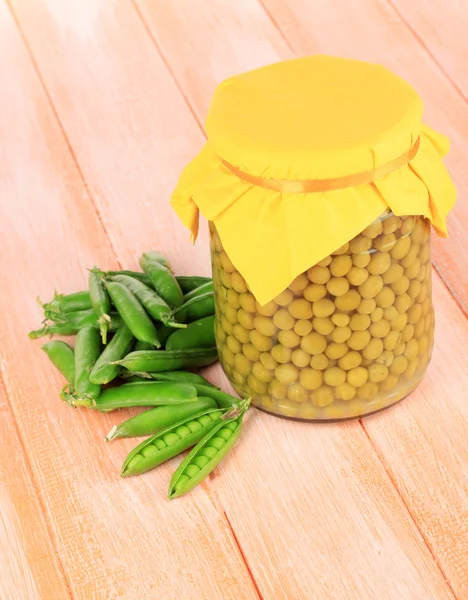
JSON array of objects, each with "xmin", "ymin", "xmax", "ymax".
[{"xmin": 171, "ymin": 56, "xmax": 456, "ymax": 306}]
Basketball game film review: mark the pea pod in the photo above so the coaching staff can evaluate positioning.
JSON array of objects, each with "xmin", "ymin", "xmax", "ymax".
[
  {"xmin": 106, "ymin": 270, "xmax": 153, "ymax": 288},
  {"xmin": 113, "ymin": 348, "xmax": 218, "ymax": 372},
  {"xmin": 89, "ymin": 326, "xmax": 134, "ymax": 385},
  {"xmin": 183, "ymin": 281, "xmax": 214, "ymax": 301},
  {"xmin": 29, "ymin": 311, "xmax": 124, "ymax": 339},
  {"xmin": 140, "ymin": 252, "xmax": 183, "ymax": 309},
  {"xmin": 110, "ymin": 274, "xmax": 185, "ymax": 329},
  {"xmin": 40, "ymin": 290, "xmax": 92, "ymax": 315},
  {"xmin": 157, "ymin": 325, "xmax": 174, "ymax": 347},
  {"xmin": 148, "ymin": 371, "xmax": 218, "ymax": 388},
  {"xmin": 165, "ymin": 315, "xmax": 215, "ymax": 351},
  {"xmin": 168, "ymin": 401, "xmax": 250, "ymax": 498},
  {"xmin": 133, "ymin": 340, "xmax": 154, "ymax": 352},
  {"xmin": 190, "ymin": 384, "xmax": 240, "ymax": 409},
  {"xmin": 106, "ymin": 396, "xmax": 217, "ymax": 441},
  {"xmin": 170, "ymin": 292, "xmax": 215, "ymax": 323},
  {"xmin": 104, "ymin": 281, "xmax": 161, "ymax": 348},
  {"xmin": 89, "ymin": 269, "xmax": 112, "ymax": 343},
  {"xmin": 121, "ymin": 406, "xmax": 229, "ymax": 477},
  {"xmin": 72, "ymin": 327, "xmax": 102, "ymax": 407},
  {"xmin": 92, "ymin": 381, "xmax": 197, "ymax": 412},
  {"xmin": 176, "ymin": 276, "xmax": 212, "ymax": 294},
  {"xmin": 42, "ymin": 341, "xmax": 75, "ymax": 382}
]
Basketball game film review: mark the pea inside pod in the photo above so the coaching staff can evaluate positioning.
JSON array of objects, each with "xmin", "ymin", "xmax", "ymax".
[
  {"xmin": 168, "ymin": 401, "xmax": 249, "ymax": 498},
  {"xmin": 120, "ymin": 406, "xmax": 228, "ymax": 476}
]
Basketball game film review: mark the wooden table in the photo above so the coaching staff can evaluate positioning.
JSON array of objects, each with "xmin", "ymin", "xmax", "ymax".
[{"xmin": 1, "ymin": 1, "xmax": 467, "ymax": 598}]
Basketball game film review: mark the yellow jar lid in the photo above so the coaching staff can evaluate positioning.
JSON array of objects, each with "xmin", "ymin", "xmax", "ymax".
[
  {"xmin": 207, "ymin": 55, "xmax": 423, "ymax": 180},
  {"xmin": 171, "ymin": 56, "xmax": 456, "ymax": 305}
]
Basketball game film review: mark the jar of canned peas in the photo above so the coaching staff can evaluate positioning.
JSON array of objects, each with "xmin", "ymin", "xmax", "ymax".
[{"xmin": 171, "ymin": 56, "xmax": 456, "ymax": 420}]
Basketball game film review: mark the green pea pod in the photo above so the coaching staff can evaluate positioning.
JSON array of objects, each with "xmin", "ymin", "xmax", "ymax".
[
  {"xmin": 121, "ymin": 406, "xmax": 229, "ymax": 476},
  {"xmin": 170, "ymin": 292, "xmax": 215, "ymax": 323},
  {"xmin": 149, "ymin": 371, "xmax": 218, "ymax": 388},
  {"xmin": 92, "ymin": 381, "xmax": 197, "ymax": 412},
  {"xmin": 40, "ymin": 290, "xmax": 92, "ymax": 315},
  {"xmin": 165, "ymin": 315, "xmax": 215, "ymax": 351},
  {"xmin": 89, "ymin": 269, "xmax": 112, "ymax": 344},
  {"xmin": 139, "ymin": 252, "xmax": 183, "ymax": 309},
  {"xmin": 29, "ymin": 311, "xmax": 124, "ymax": 339},
  {"xmin": 41, "ymin": 341, "xmax": 75, "ymax": 382},
  {"xmin": 133, "ymin": 340, "xmax": 154, "ymax": 352},
  {"xmin": 104, "ymin": 281, "xmax": 161, "ymax": 348},
  {"xmin": 89, "ymin": 326, "xmax": 134, "ymax": 385},
  {"xmin": 73, "ymin": 327, "xmax": 102, "ymax": 407},
  {"xmin": 168, "ymin": 401, "xmax": 250, "ymax": 498},
  {"xmin": 29, "ymin": 322, "xmax": 78, "ymax": 339},
  {"xmin": 106, "ymin": 396, "xmax": 217, "ymax": 441},
  {"xmin": 176, "ymin": 276, "xmax": 212, "ymax": 294},
  {"xmin": 110, "ymin": 274, "xmax": 185, "ymax": 329},
  {"xmin": 113, "ymin": 348, "xmax": 218, "ymax": 372},
  {"xmin": 157, "ymin": 325, "xmax": 174, "ymax": 347},
  {"xmin": 140, "ymin": 251, "xmax": 171, "ymax": 269},
  {"xmin": 106, "ymin": 270, "xmax": 154, "ymax": 288},
  {"xmin": 190, "ymin": 384, "xmax": 240, "ymax": 409},
  {"xmin": 182, "ymin": 281, "xmax": 214, "ymax": 302}
]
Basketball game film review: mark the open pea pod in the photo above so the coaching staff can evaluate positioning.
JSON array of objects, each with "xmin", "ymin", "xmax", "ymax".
[
  {"xmin": 120, "ymin": 406, "xmax": 230, "ymax": 477},
  {"xmin": 168, "ymin": 400, "xmax": 250, "ymax": 499}
]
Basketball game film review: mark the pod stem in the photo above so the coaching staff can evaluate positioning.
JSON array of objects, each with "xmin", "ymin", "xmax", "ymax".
[
  {"xmin": 161, "ymin": 316, "xmax": 187, "ymax": 329},
  {"xmin": 98, "ymin": 314, "xmax": 111, "ymax": 344},
  {"xmin": 60, "ymin": 384, "xmax": 96, "ymax": 408},
  {"xmin": 29, "ymin": 326, "xmax": 49, "ymax": 339},
  {"xmin": 105, "ymin": 425, "xmax": 119, "ymax": 442}
]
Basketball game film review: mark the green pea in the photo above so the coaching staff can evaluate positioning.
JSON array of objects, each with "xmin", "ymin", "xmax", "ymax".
[
  {"xmin": 141, "ymin": 445, "xmax": 158, "ymax": 458},
  {"xmin": 140, "ymin": 252, "xmax": 184, "ymax": 309},
  {"xmin": 174, "ymin": 425, "xmax": 191, "ymax": 438},
  {"xmin": 168, "ymin": 401, "xmax": 249, "ymax": 499},
  {"xmin": 192, "ymin": 456, "xmax": 210, "ymax": 469},
  {"xmin": 218, "ymin": 429, "xmax": 234, "ymax": 441},
  {"xmin": 89, "ymin": 269, "xmax": 112, "ymax": 343},
  {"xmin": 165, "ymin": 315, "xmax": 215, "ymax": 351},
  {"xmin": 93, "ymin": 381, "xmax": 197, "ymax": 412},
  {"xmin": 41, "ymin": 341, "xmax": 75, "ymax": 383},
  {"xmin": 200, "ymin": 447, "xmax": 217, "ymax": 459},
  {"xmin": 163, "ymin": 433, "xmax": 180, "ymax": 445},
  {"xmin": 187, "ymin": 421, "xmax": 202, "ymax": 433},
  {"xmin": 127, "ymin": 455, "xmax": 144, "ymax": 470},
  {"xmin": 184, "ymin": 465, "xmax": 200, "ymax": 478},
  {"xmin": 121, "ymin": 407, "xmax": 229, "ymax": 477},
  {"xmin": 176, "ymin": 276, "xmax": 212, "ymax": 294},
  {"xmin": 89, "ymin": 326, "xmax": 134, "ymax": 385},
  {"xmin": 105, "ymin": 397, "xmax": 217, "ymax": 440},
  {"xmin": 209, "ymin": 437, "xmax": 225, "ymax": 450},
  {"xmin": 72, "ymin": 327, "xmax": 102, "ymax": 407},
  {"xmin": 114, "ymin": 349, "xmax": 218, "ymax": 372},
  {"xmin": 105, "ymin": 281, "xmax": 161, "ymax": 347},
  {"xmin": 198, "ymin": 415, "xmax": 213, "ymax": 427}
]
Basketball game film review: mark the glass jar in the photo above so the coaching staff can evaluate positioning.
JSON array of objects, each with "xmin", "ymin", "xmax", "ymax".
[
  {"xmin": 210, "ymin": 211, "xmax": 433, "ymax": 420},
  {"xmin": 171, "ymin": 56, "xmax": 455, "ymax": 421}
]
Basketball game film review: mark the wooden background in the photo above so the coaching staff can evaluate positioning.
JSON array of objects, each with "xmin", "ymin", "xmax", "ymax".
[{"xmin": 1, "ymin": 1, "xmax": 467, "ymax": 598}]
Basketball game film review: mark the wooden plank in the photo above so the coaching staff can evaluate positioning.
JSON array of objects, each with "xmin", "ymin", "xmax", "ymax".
[
  {"xmin": 254, "ymin": 0, "xmax": 468, "ymax": 596},
  {"xmin": 58, "ymin": 0, "xmax": 463, "ymax": 598},
  {"xmin": 0, "ymin": 380, "xmax": 71, "ymax": 600},
  {"xmin": 0, "ymin": 3, "xmax": 258, "ymax": 598},
  {"xmin": 258, "ymin": 0, "xmax": 468, "ymax": 313},
  {"xmin": 384, "ymin": 0, "xmax": 468, "ymax": 98}
]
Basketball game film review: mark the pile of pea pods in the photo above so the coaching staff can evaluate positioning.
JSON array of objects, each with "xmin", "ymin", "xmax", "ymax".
[{"xmin": 29, "ymin": 251, "xmax": 250, "ymax": 499}]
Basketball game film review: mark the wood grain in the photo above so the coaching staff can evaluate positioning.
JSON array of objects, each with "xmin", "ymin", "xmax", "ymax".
[
  {"xmin": 0, "ymin": 3, "xmax": 258, "ymax": 598},
  {"xmin": 1, "ymin": 0, "xmax": 466, "ymax": 598}
]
